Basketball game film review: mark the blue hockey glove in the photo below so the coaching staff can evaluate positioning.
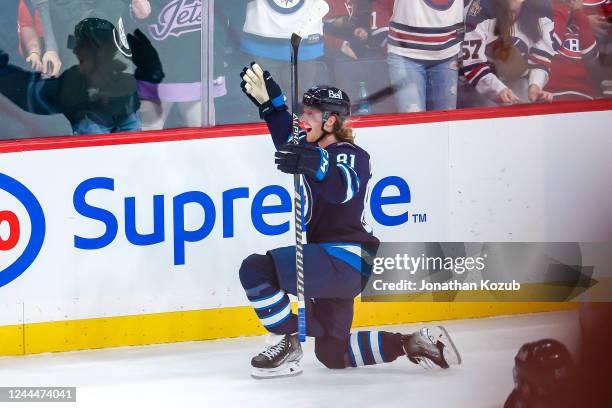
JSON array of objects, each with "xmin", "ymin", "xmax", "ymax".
[
  {"xmin": 240, "ymin": 62, "xmax": 287, "ymax": 119},
  {"xmin": 275, "ymin": 144, "xmax": 330, "ymax": 181}
]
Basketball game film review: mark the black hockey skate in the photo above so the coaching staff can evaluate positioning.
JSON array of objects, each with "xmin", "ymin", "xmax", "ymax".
[
  {"xmin": 251, "ymin": 333, "xmax": 303, "ymax": 379},
  {"xmin": 402, "ymin": 326, "xmax": 462, "ymax": 369}
]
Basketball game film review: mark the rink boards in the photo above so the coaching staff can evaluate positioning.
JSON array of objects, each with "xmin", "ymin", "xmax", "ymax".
[{"xmin": 1, "ymin": 101, "xmax": 611, "ymax": 355}]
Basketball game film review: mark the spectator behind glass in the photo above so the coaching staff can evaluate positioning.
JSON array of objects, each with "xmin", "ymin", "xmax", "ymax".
[
  {"xmin": 18, "ymin": 0, "xmax": 45, "ymax": 72},
  {"xmin": 238, "ymin": 0, "xmax": 330, "ymax": 109},
  {"xmin": 459, "ymin": 0, "xmax": 555, "ymax": 107},
  {"xmin": 0, "ymin": 18, "xmax": 164, "ymax": 135},
  {"xmin": 322, "ymin": 0, "xmax": 390, "ymax": 59},
  {"xmin": 17, "ymin": 0, "xmax": 62, "ymax": 77},
  {"xmin": 386, "ymin": 0, "xmax": 464, "ymax": 113},
  {"xmin": 584, "ymin": 0, "xmax": 611, "ymax": 38},
  {"xmin": 129, "ymin": 0, "xmax": 217, "ymax": 130},
  {"xmin": 46, "ymin": 0, "xmax": 128, "ymax": 73},
  {"xmin": 365, "ymin": 0, "xmax": 393, "ymax": 57},
  {"xmin": 322, "ymin": 0, "xmax": 397, "ymax": 115},
  {"xmin": 323, "ymin": 0, "xmax": 371, "ymax": 60},
  {"xmin": 583, "ymin": 0, "xmax": 611, "ymax": 94},
  {"xmin": 1, "ymin": 0, "xmax": 59, "ymax": 72},
  {"xmin": 546, "ymin": 0, "xmax": 600, "ymax": 100}
]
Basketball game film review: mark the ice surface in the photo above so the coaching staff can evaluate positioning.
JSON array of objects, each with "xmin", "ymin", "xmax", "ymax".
[{"xmin": 0, "ymin": 311, "xmax": 578, "ymax": 408}]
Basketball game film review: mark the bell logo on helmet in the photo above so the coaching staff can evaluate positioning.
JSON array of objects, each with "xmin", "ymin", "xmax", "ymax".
[{"xmin": 328, "ymin": 90, "xmax": 343, "ymax": 99}]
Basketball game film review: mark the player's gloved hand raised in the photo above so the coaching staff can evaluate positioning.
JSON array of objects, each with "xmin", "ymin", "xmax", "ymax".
[
  {"xmin": 275, "ymin": 144, "xmax": 329, "ymax": 182},
  {"xmin": 240, "ymin": 62, "xmax": 287, "ymax": 119}
]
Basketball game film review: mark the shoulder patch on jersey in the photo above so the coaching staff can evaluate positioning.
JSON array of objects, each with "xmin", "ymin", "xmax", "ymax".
[
  {"xmin": 465, "ymin": 0, "xmax": 494, "ymax": 30},
  {"xmin": 468, "ymin": 0, "xmax": 483, "ymax": 17}
]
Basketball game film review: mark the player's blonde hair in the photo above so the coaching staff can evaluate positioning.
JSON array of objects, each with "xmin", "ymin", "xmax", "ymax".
[{"xmin": 330, "ymin": 114, "xmax": 355, "ymax": 144}]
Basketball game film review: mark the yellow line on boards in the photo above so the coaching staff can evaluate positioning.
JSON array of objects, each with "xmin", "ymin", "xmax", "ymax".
[
  {"xmin": 0, "ymin": 301, "xmax": 575, "ymax": 356},
  {"xmin": 0, "ymin": 324, "xmax": 24, "ymax": 356}
]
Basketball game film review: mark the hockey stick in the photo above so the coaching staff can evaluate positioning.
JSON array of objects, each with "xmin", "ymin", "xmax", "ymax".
[
  {"xmin": 290, "ymin": 0, "xmax": 329, "ymax": 343},
  {"xmin": 350, "ymin": 84, "xmax": 396, "ymax": 113}
]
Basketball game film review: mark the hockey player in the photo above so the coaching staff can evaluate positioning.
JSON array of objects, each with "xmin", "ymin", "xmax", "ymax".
[
  {"xmin": 238, "ymin": 62, "xmax": 461, "ymax": 378},
  {"xmin": 504, "ymin": 339, "xmax": 576, "ymax": 408},
  {"xmin": 460, "ymin": 0, "xmax": 556, "ymax": 106}
]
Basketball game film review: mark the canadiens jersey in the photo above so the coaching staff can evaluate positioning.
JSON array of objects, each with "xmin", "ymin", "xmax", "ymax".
[
  {"xmin": 264, "ymin": 109, "xmax": 379, "ymax": 246},
  {"xmin": 241, "ymin": 0, "xmax": 325, "ymax": 61},
  {"xmin": 369, "ymin": 0, "xmax": 393, "ymax": 47},
  {"xmin": 323, "ymin": 0, "xmax": 357, "ymax": 50},
  {"xmin": 546, "ymin": 4, "xmax": 599, "ymax": 100},
  {"xmin": 324, "ymin": 0, "xmax": 392, "ymax": 50},
  {"xmin": 388, "ymin": 0, "xmax": 465, "ymax": 61},
  {"xmin": 460, "ymin": 0, "xmax": 555, "ymax": 100}
]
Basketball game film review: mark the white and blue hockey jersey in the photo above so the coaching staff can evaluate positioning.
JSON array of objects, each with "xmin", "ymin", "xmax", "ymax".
[{"xmin": 241, "ymin": 0, "xmax": 325, "ymax": 61}]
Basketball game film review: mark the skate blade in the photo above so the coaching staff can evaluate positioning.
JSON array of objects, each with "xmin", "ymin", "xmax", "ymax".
[
  {"xmin": 251, "ymin": 361, "xmax": 303, "ymax": 379},
  {"xmin": 430, "ymin": 326, "xmax": 462, "ymax": 366}
]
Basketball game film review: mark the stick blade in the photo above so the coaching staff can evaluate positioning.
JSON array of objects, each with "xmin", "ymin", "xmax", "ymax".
[{"xmin": 293, "ymin": 0, "xmax": 330, "ymax": 40}]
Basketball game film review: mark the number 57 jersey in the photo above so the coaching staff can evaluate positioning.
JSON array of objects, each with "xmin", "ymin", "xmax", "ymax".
[{"xmin": 461, "ymin": 0, "xmax": 556, "ymax": 99}]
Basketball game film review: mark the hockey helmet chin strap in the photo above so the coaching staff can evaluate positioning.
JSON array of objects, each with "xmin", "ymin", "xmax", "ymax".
[{"xmin": 314, "ymin": 110, "xmax": 334, "ymax": 144}]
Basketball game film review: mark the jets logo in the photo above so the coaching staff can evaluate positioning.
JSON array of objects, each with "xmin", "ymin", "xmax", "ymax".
[
  {"xmin": 423, "ymin": 0, "xmax": 456, "ymax": 11},
  {"xmin": 268, "ymin": 0, "xmax": 305, "ymax": 14},
  {"xmin": 272, "ymin": 0, "xmax": 300, "ymax": 7}
]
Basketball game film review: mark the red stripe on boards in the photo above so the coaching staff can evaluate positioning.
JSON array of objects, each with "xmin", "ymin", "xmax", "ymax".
[{"xmin": 1, "ymin": 99, "xmax": 611, "ymax": 153}]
